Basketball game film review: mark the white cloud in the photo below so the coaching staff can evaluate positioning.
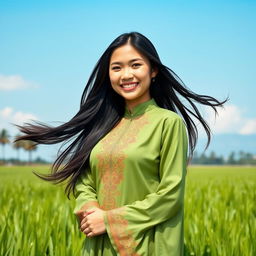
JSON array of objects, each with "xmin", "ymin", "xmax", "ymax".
[
  {"xmin": 0, "ymin": 107, "xmax": 38, "ymax": 135},
  {"xmin": 240, "ymin": 120, "xmax": 256, "ymax": 135},
  {"xmin": 12, "ymin": 111, "xmax": 38, "ymax": 126},
  {"xmin": 0, "ymin": 107, "xmax": 13, "ymax": 118},
  {"xmin": 0, "ymin": 74, "xmax": 38, "ymax": 91},
  {"xmin": 205, "ymin": 104, "xmax": 256, "ymax": 135}
]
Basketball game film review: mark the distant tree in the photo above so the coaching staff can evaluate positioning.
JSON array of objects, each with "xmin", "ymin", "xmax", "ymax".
[
  {"xmin": 242, "ymin": 152, "xmax": 254, "ymax": 165},
  {"xmin": 199, "ymin": 153, "xmax": 208, "ymax": 165},
  {"xmin": 227, "ymin": 151, "xmax": 236, "ymax": 165},
  {"xmin": 191, "ymin": 151, "xmax": 199, "ymax": 164},
  {"xmin": 218, "ymin": 155, "xmax": 225, "ymax": 165},
  {"xmin": 246, "ymin": 153, "xmax": 253, "ymax": 163},
  {"xmin": 12, "ymin": 134, "xmax": 25, "ymax": 163},
  {"xmin": 237, "ymin": 151, "xmax": 246, "ymax": 165},
  {"xmin": 209, "ymin": 151, "xmax": 216, "ymax": 164},
  {"xmin": 210, "ymin": 151, "xmax": 224, "ymax": 165},
  {"xmin": 0, "ymin": 129, "xmax": 10, "ymax": 164},
  {"xmin": 34, "ymin": 156, "xmax": 49, "ymax": 164},
  {"xmin": 22, "ymin": 140, "xmax": 38, "ymax": 164}
]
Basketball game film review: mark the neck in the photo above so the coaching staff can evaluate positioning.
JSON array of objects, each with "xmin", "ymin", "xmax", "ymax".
[{"xmin": 125, "ymin": 98, "xmax": 152, "ymax": 113}]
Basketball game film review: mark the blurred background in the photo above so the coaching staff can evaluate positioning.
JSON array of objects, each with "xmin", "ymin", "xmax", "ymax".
[{"xmin": 1, "ymin": 0, "xmax": 255, "ymax": 165}]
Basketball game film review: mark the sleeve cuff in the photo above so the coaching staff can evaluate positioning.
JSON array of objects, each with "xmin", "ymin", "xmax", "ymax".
[{"xmin": 104, "ymin": 207, "xmax": 138, "ymax": 255}]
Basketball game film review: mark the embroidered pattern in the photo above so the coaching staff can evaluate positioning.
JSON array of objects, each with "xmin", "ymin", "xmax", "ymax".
[
  {"xmin": 96, "ymin": 115, "xmax": 149, "ymax": 255},
  {"xmin": 80, "ymin": 201, "xmax": 99, "ymax": 211},
  {"xmin": 106, "ymin": 207, "xmax": 140, "ymax": 256},
  {"xmin": 96, "ymin": 116, "xmax": 149, "ymax": 210}
]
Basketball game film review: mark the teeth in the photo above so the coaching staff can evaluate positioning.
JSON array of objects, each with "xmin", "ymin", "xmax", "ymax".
[{"xmin": 122, "ymin": 83, "xmax": 138, "ymax": 88}]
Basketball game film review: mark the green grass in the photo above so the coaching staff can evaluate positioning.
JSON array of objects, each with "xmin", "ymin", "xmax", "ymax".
[
  {"xmin": 0, "ymin": 165, "xmax": 255, "ymax": 255},
  {"xmin": 185, "ymin": 166, "xmax": 256, "ymax": 255}
]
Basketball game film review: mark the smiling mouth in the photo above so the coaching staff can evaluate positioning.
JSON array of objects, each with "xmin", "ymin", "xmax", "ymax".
[{"xmin": 120, "ymin": 82, "xmax": 139, "ymax": 91}]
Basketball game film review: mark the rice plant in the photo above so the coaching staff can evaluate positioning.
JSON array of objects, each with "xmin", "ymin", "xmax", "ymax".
[{"xmin": 0, "ymin": 165, "xmax": 255, "ymax": 255}]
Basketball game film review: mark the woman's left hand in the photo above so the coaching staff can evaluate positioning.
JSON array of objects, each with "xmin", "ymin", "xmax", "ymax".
[{"xmin": 80, "ymin": 207, "xmax": 106, "ymax": 237}]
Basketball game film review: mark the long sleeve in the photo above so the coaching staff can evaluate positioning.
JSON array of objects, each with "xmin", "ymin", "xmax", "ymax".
[
  {"xmin": 103, "ymin": 116, "xmax": 188, "ymax": 255},
  {"xmin": 73, "ymin": 168, "xmax": 99, "ymax": 222}
]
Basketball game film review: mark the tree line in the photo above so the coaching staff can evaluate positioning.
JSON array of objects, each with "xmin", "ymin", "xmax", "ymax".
[{"xmin": 191, "ymin": 151, "xmax": 256, "ymax": 165}]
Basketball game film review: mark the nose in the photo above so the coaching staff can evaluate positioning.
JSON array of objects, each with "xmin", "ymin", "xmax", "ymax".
[{"xmin": 121, "ymin": 67, "xmax": 133, "ymax": 81}]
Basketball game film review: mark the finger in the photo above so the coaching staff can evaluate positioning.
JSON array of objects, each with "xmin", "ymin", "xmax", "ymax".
[
  {"xmin": 81, "ymin": 211, "xmax": 93, "ymax": 221},
  {"xmin": 83, "ymin": 211, "xmax": 90, "ymax": 217},
  {"xmin": 86, "ymin": 231, "xmax": 94, "ymax": 237},
  {"xmin": 80, "ymin": 222, "xmax": 89, "ymax": 231},
  {"xmin": 81, "ymin": 226, "xmax": 91, "ymax": 234},
  {"xmin": 81, "ymin": 216, "xmax": 88, "ymax": 226},
  {"xmin": 84, "ymin": 209, "xmax": 96, "ymax": 216}
]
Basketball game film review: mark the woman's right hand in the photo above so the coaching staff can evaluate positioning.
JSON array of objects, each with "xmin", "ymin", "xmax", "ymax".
[{"xmin": 80, "ymin": 207, "xmax": 107, "ymax": 237}]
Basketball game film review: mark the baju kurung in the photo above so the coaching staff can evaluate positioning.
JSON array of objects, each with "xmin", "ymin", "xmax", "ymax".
[{"xmin": 74, "ymin": 98, "xmax": 188, "ymax": 256}]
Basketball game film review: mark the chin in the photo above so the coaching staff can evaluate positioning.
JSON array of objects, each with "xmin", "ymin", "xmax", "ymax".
[{"xmin": 122, "ymin": 95, "xmax": 140, "ymax": 101}]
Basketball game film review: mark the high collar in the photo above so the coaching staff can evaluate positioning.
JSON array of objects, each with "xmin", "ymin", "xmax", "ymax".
[{"xmin": 124, "ymin": 98, "xmax": 158, "ymax": 118}]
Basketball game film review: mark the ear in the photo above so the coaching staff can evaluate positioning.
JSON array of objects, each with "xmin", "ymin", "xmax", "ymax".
[{"xmin": 151, "ymin": 66, "xmax": 158, "ymax": 78}]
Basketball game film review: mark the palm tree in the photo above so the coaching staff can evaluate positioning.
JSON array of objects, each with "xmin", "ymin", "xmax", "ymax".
[
  {"xmin": 22, "ymin": 140, "xmax": 38, "ymax": 165},
  {"xmin": 13, "ymin": 135, "xmax": 25, "ymax": 164},
  {"xmin": 0, "ymin": 129, "xmax": 10, "ymax": 164}
]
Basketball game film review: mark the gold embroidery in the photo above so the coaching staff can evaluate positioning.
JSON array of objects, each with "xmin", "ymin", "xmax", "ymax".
[
  {"xmin": 96, "ymin": 115, "xmax": 149, "ymax": 255},
  {"xmin": 106, "ymin": 207, "xmax": 139, "ymax": 256},
  {"xmin": 97, "ymin": 116, "xmax": 148, "ymax": 210},
  {"xmin": 80, "ymin": 201, "xmax": 99, "ymax": 211}
]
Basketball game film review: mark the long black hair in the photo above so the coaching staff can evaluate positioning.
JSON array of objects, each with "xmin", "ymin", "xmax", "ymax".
[{"xmin": 14, "ymin": 32, "xmax": 227, "ymax": 197}]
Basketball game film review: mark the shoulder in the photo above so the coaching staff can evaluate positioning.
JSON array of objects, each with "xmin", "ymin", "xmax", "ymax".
[
  {"xmin": 152, "ymin": 108, "xmax": 188, "ymax": 149},
  {"xmin": 151, "ymin": 106, "xmax": 184, "ymax": 126},
  {"xmin": 150, "ymin": 107, "xmax": 187, "ymax": 143}
]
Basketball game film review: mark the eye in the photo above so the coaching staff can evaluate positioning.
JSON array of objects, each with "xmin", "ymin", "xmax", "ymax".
[
  {"xmin": 111, "ymin": 66, "xmax": 121, "ymax": 71},
  {"xmin": 132, "ymin": 63, "xmax": 142, "ymax": 68}
]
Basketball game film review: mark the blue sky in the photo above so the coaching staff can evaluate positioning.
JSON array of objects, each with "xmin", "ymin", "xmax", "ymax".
[{"xmin": 1, "ymin": 0, "xmax": 255, "ymax": 161}]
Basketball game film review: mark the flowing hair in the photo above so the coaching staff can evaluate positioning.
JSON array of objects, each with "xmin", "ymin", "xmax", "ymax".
[{"xmin": 14, "ymin": 32, "xmax": 227, "ymax": 197}]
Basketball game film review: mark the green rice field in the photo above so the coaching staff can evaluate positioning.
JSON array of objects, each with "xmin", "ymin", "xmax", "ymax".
[{"xmin": 0, "ymin": 165, "xmax": 255, "ymax": 255}]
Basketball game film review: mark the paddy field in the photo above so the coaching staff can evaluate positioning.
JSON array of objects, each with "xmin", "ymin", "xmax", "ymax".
[{"xmin": 0, "ymin": 165, "xmax": 255, "ymax": 255}]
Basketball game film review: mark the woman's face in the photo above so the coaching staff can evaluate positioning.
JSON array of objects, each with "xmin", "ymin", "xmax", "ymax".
[{"xmin": 109, "ymin": 43, "xmax": 157, "ymax": 110}]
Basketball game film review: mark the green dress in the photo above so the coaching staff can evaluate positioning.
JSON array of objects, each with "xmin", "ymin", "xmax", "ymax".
[{"xmin": 74, "ymin": 98, "xmax": 188, "ymax": 256}]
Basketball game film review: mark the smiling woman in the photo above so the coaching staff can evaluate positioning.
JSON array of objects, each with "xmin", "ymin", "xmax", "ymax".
[{"xmin": 14, "ymin": 32, "xmax": 227, "ymax": 255}]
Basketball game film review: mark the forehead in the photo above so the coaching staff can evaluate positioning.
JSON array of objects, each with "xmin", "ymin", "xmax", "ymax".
[{"xmin": 110, "ymin": 44, "xmax": 148, "ymax": 63}]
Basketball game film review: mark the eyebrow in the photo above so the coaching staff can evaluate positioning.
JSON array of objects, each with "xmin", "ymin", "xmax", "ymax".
[{"xmin": 110, "ymin": 58, "xmax": 143, "ymax": 66}]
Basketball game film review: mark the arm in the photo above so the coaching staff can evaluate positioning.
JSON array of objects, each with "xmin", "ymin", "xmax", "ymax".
[
  {"xmin": 73, "ymin": 167, "xmax": 99, "ymax": 223},
  {"xmin": 74, "ymin": 167, "xmax": 108, "ymax": 237},
  {"xmin": 103, "ymin": 116, "xmax": 188, "ymax": 254}
]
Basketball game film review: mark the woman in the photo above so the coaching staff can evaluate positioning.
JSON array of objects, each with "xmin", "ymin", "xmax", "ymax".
[{"xmin": 15, "ymin": 32, "xmax": 227, "ymax": 255}]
